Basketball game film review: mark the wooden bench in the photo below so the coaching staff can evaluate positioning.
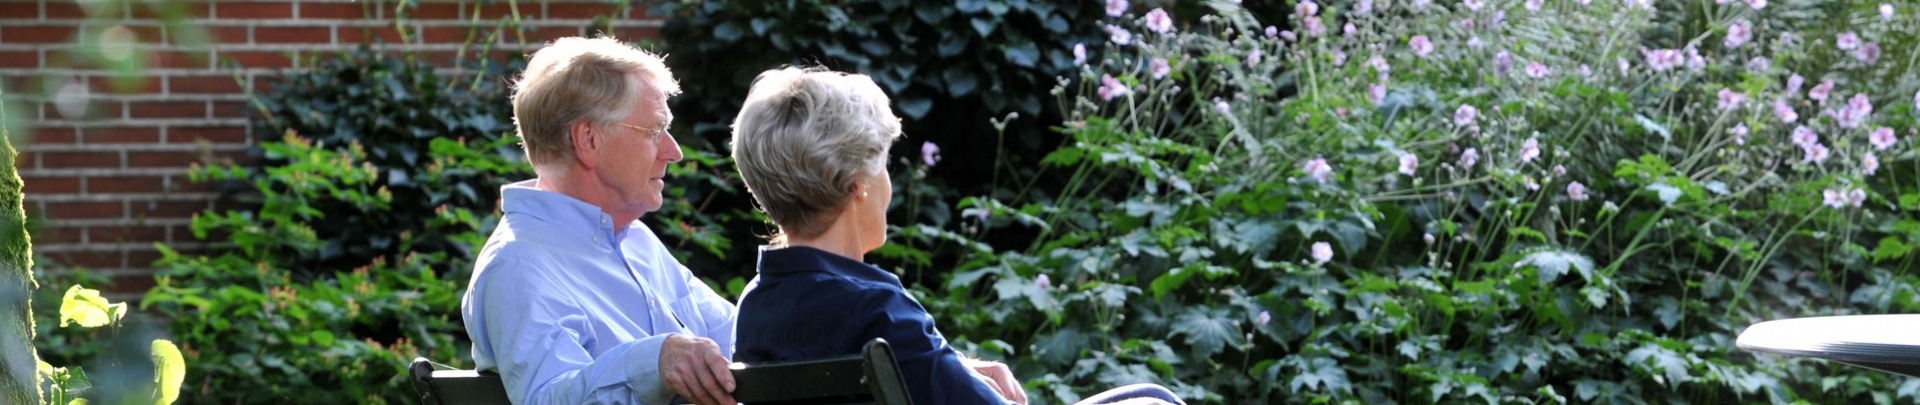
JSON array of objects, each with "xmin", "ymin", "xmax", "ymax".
[{"xmin": 410, "ymin": 338, "xmax": 912, "ymax": 405}]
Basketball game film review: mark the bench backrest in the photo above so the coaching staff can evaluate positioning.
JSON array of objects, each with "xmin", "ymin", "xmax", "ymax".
[{"xmin": 411, "ymin": 338, "xmax": 912, "ymax": 405}]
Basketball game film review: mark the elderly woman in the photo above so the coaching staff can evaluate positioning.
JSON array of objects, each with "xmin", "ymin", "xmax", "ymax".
[{"xmin": 729, "ymin": 66, "xmax": 1184, "ymax": 405}]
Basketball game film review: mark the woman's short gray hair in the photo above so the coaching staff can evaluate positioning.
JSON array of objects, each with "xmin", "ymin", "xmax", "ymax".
[
  {"xmin": 730, "ymin": 67, "xmax": 901, "ymax": 243},
  {"xmin": 512, "ymin": 36, "xmax": 680, "ymax": 167}
]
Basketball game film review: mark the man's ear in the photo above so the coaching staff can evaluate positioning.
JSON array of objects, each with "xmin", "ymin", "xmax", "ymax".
[{"xmin": 569, "ymin": 121, "xmax": 598, "ymax": 169}]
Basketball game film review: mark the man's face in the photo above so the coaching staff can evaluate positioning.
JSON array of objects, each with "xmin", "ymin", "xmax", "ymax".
[{"xmin": 595, "ymin": 81, "xmax": 681, "ymax": 215}]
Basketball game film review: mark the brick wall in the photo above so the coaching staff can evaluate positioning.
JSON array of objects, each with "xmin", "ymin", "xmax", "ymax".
[{"xmin": 1, "ymin": 0, "xmax": 662, "ymax": 299}]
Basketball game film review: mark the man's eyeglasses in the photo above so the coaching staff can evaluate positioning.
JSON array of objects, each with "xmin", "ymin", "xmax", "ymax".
[{"xmin": 617, "ymin": 123, "xmax": 667, "ymax": 140}]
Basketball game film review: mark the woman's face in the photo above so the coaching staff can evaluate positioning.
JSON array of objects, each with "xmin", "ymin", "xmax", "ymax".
[{"xmin": 857, "ymin": 167, "xmax": 892, "ymax": 254}]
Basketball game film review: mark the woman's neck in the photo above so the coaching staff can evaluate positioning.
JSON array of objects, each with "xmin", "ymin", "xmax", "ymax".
[{"xmin": 785, "ymin": 224, "xmax": 866, "ymax": 262}]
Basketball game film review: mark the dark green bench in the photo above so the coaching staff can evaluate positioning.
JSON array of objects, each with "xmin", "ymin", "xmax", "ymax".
[{"xmin": 411, "ymin": 338, "xmax": 912, "ymax": 405}]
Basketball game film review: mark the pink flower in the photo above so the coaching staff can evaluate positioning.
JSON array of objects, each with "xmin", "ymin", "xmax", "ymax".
[
  {"xmin": 1618, "ymin": 57, "xmax": 1631, "ymax": 75},
  {"xmin": 1369, "ymin": 84, "xmax": 1387, "ymax": 106},
  {"xmin": 1579, "ymin": 64, "xmax": 1593, "ymax": 78},
  {"xmin": 1280, "ymin": 30, "xmax": 1297, "ymax": 42},
  {"xmin": 1823, "ymin": 188, "xmax": 1849, "ymax": 208},
  {"xmin": 1857, "ymin": 42, "xmax": 1881, "ymax": 64},
  {"xmin": 1746, "ymin": 56, "xmax": 1771, "ymax": 72},
  {"xmin": 1791, "ymin": 126, "xmax": 1818, "ymax": 146},
  {"xmin": 1850, "ymin": 189, "xmax": 1867, "ymax": 207},
  {"xmin": 1297, "ymin": 0, "xmax": 1320, "ymax": 17},
  {"xmin": 1717, "ymin": 88, "xmax": 1747, "ymax": 110},
  {"xmin": 1305, "ymin": 17, "xmax": 1326, "ymax": 37},
  {"xmin": 1577, "ymin": 0, "xmax": 1591, "ymax": 5},
  {"xmin": 1344, "ymin": 23, "xmax": 1357, "ymax": 36},
  {"xmin": 1526, "ymin": 0, "xmax": 1543, "ymax": 13},
  {"xmin": 1883, "ymin": 4, "xmax": 1896, "ymax": 21},
  {"xmin": 1214, "ymin": 99, "xmax": 1230, "ymax": 115},
  {"xmin": 1332, "ymin": 49, "xmax": 1348, "ymax": 67},
  {"xmin": 1107, "ymin": 25, "xmax": 1133, "ymax": 45},
  {"xmin": 1455, "ymin": 104, "xmax": 1479, "ymax": 127},
  {"xmin": 1098, "ymin": 74, "xmax": 1129, "ymax": 101},
  {"xmin": 1525, "ymin": 62, "xmax": 1550, "ymax": 78},
  {"xmin": 1468, "ymin": 36, "xmax": 1483, "ymax": 49},
  {"xmin": 1255, "ymin": 311, "xmax": 1271, "ymax": 326},
  {"xmin": 1410, "ymin": 35, "xmax": 1434, "ymax": 57},
  {"xmin": 1520, "ymin": 137, "xmax": 1540, "ymax": 163},
  {"xmin": 1787, "ymin": 74, "xmax": 1804, "ymax": 94},
  {"xmin": 1836, "ymin": 32, "xmax": 1861, "ymax": 50},
  {"xmin": 1803, "ymin": 142, "xmax": 1830, "ymax": 163},
  {"xmin": 1644, "ymin": 49, "xmax": 1680, "ymax": 71},
  {"xmin": 1247, "ymin": 49, "xmax": 1263, "ymax": 68},
  {"xmin": 1356, "ymin": 0, "xmax": 1375, "ymax": 15},
  {"xmin": 922, "ymin": 141, "xmax": 941, "ymax": 166},
  {"xmin": 1105, "ymin": 0, "xmax": 1128, "ymax": 17},
  {"xmin": 1399, "ymin": 153, "xmax": 1418, "ymax": 175},
  {"xmin": 1730, "ymin": 123, "xmax": 1749, "ymax": 144},
  {"xmin": 1136, "ymin": 58, "xmax": 1165, "ymax": 81},
  {"xmin": 1864, "ymin": 152, "xmax": 1880, "ymax": 175},
  {"xmin": 1265, "ymin": 26, "xmax": 1279, "ymax": 38},
  {"xmin": 1303, "ymin": 158, "xmax": 1333, "ymax": 183},
  {"xmin": 1310, "ymin": 242, "xmax": 1333, "ymax": 264},
  {"xmin": 1035, "ymin": 274, "xmax": 1052, "ymax": 289},
  {"xmin": 1774, "ymin": 99, "xmax": 1798, "ymax": 123},
  {"xmin": 1725, "ymin": 20, "xmax": 1751, "ymax": 48},
  {"xmin": 1370, "ymin": 55, "xmax": 1391, "ymax": 76},
  {"xmin": 1524, "ymin": 176, "xmax": 1540, "ymax": 191},
  {"xmin": 1460, "ymin": 147, "xmax": 1480, "ymax": 170},
  {"xmin": 1747, "ymin": 0, "xmax": 1766, "ymax": 9},
  {"xmin": 1073, "ymin": 43, "xmax": 1086, "ymax": 65},
  {"xmin": 1838, "ymin": 93, "xmax": 1872, "ymax": 129},
  {"xmin": 1464, "ymin": 0, "xmax": 1485, "ymax": 11},
  {"xmin": 1870, "ymin": 127, "xmax": 1897, "ymax": 150},
  {"xmin": 1809, "ymin": 80, "xmax": 1834, "ymax": 103},
  {"xmin": 1495, "ymin": 51, "xmax": 1514, "ymax": 75},
  {"xmin": 1145, "ymin": 8, "xmax": 1173, "ymax": 34},
  {"xmin": 1413, "ymin": 0, "xmax": 1432, "ymax": 10},
  {"xmin": 1685, "ymin": 47, "xmax": 1706, "ymax": 70},
  {"xmin": 1568, "ymin": 181, "xmax": 1590, "ymax": 201},
  {"xmin": 1553, "ymin": 165, "xmax": 1566, "ymax": 176}
]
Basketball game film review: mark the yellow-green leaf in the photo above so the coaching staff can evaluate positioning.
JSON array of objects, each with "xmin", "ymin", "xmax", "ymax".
[
  {"xmin": 59, "ymin": 285, "xmax": 123, "ymax": 328},
  {"xmin": 151, "ymin": 339, "xmax": 186, "ymax": 405}
]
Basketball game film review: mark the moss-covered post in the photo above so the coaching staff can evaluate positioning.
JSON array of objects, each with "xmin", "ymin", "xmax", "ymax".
[{"xmin": 0, "ymin": 90, "xmax": 40, "ymax": 403}]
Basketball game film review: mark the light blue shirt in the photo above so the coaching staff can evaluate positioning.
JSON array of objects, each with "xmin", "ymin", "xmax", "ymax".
[{"xmin": 463, "ymin": 180, "xmax": 737, "ymax": 404}]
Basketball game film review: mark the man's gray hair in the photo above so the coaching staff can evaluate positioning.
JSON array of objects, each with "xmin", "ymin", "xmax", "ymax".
[
  {"xmin": 730, "ymin": 67, "xmax": 902, "ymax": 244},
  {"xmin": 512, "ymin": 36, "xmax": 680, "ymax": 167}
]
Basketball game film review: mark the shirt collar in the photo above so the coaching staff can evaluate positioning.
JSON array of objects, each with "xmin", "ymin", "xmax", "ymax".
[
  {"xmin": 755, "ymin": 245, "xmax": 900, "ymax": 286},
  {"xmin": 499, "ymin": 179, "xmax": 622, "ymax": 243}
]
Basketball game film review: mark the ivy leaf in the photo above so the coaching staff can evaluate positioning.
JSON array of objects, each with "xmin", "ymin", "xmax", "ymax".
[
  {"xmin": 1518, "ymin": 249, "xmax": 1594, "ymax": 286},
  {"xmin": 896, "ymin": 97, "xmax": 932, "ymax": 119},
  {"xmin": 969, "ymin": 17, "xmax": 997, "ymax": 38},
  {"xmin": 1004, "ymin": 41, "xmax": 1039, "ymax": 68},
  {"xmin": 713, "ymin": 21, "xmax": 744, "ymax": 42},
  {"xmin": 59, "ymin": 285, "xmax": 125, "ymax": 328},
  {"xmin": 1170, "ymin": 307, "xmax": 1238, "ymax": 359},
  {"xmin": 942, "ymin": 66, "xmax": 979, "ymax": 97},
  {"xmin": 1653, "ymin": 297, "xmax": 1683, "ymax": 329},
  {"xmin": 1625, "ymin": 343, "xmax": 1689, "ymax": 386},
  {"xmin": 1287, "ymin": 356, "xmax": 1352, "ymax": 394}
]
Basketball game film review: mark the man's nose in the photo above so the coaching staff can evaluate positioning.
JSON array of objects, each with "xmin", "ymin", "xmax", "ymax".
[{"xmin": 661, "ymin": 132, "xmax": 684, "ymax": 163}]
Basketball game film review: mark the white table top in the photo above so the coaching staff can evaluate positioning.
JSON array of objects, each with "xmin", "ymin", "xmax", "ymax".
[{"xmin": 1737, "ymin": 314, "xmax": 1920, "ymax": 377}]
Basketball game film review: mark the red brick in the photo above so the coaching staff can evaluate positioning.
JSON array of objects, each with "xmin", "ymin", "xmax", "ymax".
[
  {"xmin": 29, "ymin": 127, "xmax": 79, "ymax": 144},
  {"xmin": 549, "ymin": 2, "xmax": 624, "ymax": 19},
  {"xmin": 131, "ymin": 1, "xmax": 211, "ymax": 20},
  {"xmin": 28, "ymin": 226, "xmax": 83, "ymax": 245},
  {"xmin": 301, "ymin": 3, "xmax": 369, "ymax": 19},
  {"xmin": 81, "ymin": 126, "xmax": 161, "ymax": 144},
  {"xmin": 19, "ymin": 175, "xmax": 82, "ymax": 195},
  {"xmin": 209, "ymin": 101, "xmax": 246, "ymax": 118},
  {"xmin": 43, "ymin": 2, "xmax": 85, "ymax": 19},
  {"xmin": 127, "ymin": 150, "xmax": 247, "ymax": 168},
  {"xmin": 338, "ymin": 26, "xmax": 403, "ymax": 44},
  {"xmin": 3, "ymin": 26, "xmax": 76, "ymax": 44},
  {"xmin": 529, "ymin": 26, "xmax": 583, "ymax": 41},
  {"xmin": 402, "ymin": 3, "xmax": 463, "ymax": 19},
  {"xmin": 220, "ymin": 50, "xmax": 292, "ymax": 68},
  {"xmin": 0, "ymin": 3, "xmax": 40, "ymax": 19},
  {"xmin": 153, "ymin": 50, "xmax": 213, "ymax": 69},
  {"xmin": 214, "ymin": 2, "xmax": 292, "ymax": 19},
  {"xmin": 88, "ymin": 74, "xmax": 162, "ymax": 94},
  {"xmin": 89, "ymin": 224, "xmax": 169, "ymax": 243},
  {"xmin": 87, "ymin": 175, "xmax": 169, "ymax": 194},
  {"xmin": 40, "ymin": 151, "xmax": 121, "ymax": 169},
  {"xmin": 169, "ymin": 74, "xmax": 244, "ymax": 94},
  {"xmin": 49, "ymin": 251, "xmax": 122, "ymax": 269},
  {"xmin": 420, "ymin": 26, "xmax": 470, "ymax": 43},
  {"xmin": 105, "ymin": 274, "xmax": 157, "ymax": 296},
  {"xmin": 210, "ymin": 25, "xmax": 250, "ymax": 44},
  {"xmin": 0, "ymin": 50, "xmax": 39, "ymax": 69},
  {"xmin": 167, "ymin": 125, "xmax": 249, "ymax": 144},
  {"xmin": 255, "ymin": 26, "xmax": 331, "ymax": 44},
  {"xmin": 127, "ymin": 101, "xmax": 205, "ymax": 119},
  {"xmin": 43, "ymin": 201, "xmax": 125, "ymax": 219},
  {"xmin": 130, "ymin": 200, "xmax": 208, "ymax": 219}
]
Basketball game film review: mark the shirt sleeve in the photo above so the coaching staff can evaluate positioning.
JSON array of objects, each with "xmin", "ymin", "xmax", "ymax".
[
  {"xmin": 862, "ymin": 285, "xmax": 1010, "ymax": 405},
  {"xmin": 680, "ymin": 262, "xmax": 738, "ymax": 358},
  {"xmin": 465, "ymin": 255, "xmax": 678, "ymax": 404}
]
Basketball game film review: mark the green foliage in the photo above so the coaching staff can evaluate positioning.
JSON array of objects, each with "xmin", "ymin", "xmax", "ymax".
[
  {"xmin": 651, "ymin": 0, "xmax": 1107, "ymax": 279},
  {"xmin": 915, "ymin": 0, "xmax": 1920, "ymax": 403},
  {"xmin": 38, "ymin": 285, "xmax": 184, "ymax": 405},
  {"xmin": 139, "ymin": 46, "xmax": 531, "ymax": 400}
]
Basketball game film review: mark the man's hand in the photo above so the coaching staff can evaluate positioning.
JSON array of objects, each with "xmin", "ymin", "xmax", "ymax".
[
  {"xmin": 962, "ymin": 358, "xmax": 1028, "ymax": 404},
  {"xmin": 659, "ymin": 334, "xmax": 735, "ymax": 405}
]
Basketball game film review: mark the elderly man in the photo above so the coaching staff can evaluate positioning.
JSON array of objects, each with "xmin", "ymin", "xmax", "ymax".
[{"xmin": 462, "ymin": 36, "xmax": 737, "ymax": 405}]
